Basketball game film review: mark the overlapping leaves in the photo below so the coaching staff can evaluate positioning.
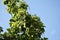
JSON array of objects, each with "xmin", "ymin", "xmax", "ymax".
[{"xmin": 2, "ymin": 0, "xmax": 48, "ymax": 40}]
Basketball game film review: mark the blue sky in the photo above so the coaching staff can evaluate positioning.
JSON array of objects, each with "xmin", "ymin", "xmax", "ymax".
[{"xmin": 0, "ymin": 0, "xmax": 60, "ymax": 40}]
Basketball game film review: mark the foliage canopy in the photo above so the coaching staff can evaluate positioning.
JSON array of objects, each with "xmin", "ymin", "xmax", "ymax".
[{"xmin": 0, "ymin": 0, "xmax": 48, "ymax": 40}]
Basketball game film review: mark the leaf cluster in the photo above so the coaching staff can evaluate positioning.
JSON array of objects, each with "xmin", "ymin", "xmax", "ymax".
[{"xmin": 1, "ymin": 0, "xmax": 48, "ymax": 40}]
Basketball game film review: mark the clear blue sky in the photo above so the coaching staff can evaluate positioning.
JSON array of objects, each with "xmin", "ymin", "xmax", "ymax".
[{"xmin": 0, "ymin": 0, "xmax": 60, "ymax": 40}]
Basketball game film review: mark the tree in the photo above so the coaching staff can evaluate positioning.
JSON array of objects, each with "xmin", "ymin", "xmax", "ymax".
[
  {"xmin": 0, "ymin": 26, "xmax": 3, "ymax": 33},
  {"xmin": 2, "ymin": 0, "xmax": 48, "ymax": 40},
  {"xmin": 0, "ymin": 26, "xmax": 4, "ymax": 40}
]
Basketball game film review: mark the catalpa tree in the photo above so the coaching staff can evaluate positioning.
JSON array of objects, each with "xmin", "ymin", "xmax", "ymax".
[{"xmin": 1, "ymin": 0, "xmax": 48, "ymax": 40}]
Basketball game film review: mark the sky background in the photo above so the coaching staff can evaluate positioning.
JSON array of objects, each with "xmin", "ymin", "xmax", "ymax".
[{"xmin": 0, "ymin": 0, "xmax": 60, "ymax": 40}]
